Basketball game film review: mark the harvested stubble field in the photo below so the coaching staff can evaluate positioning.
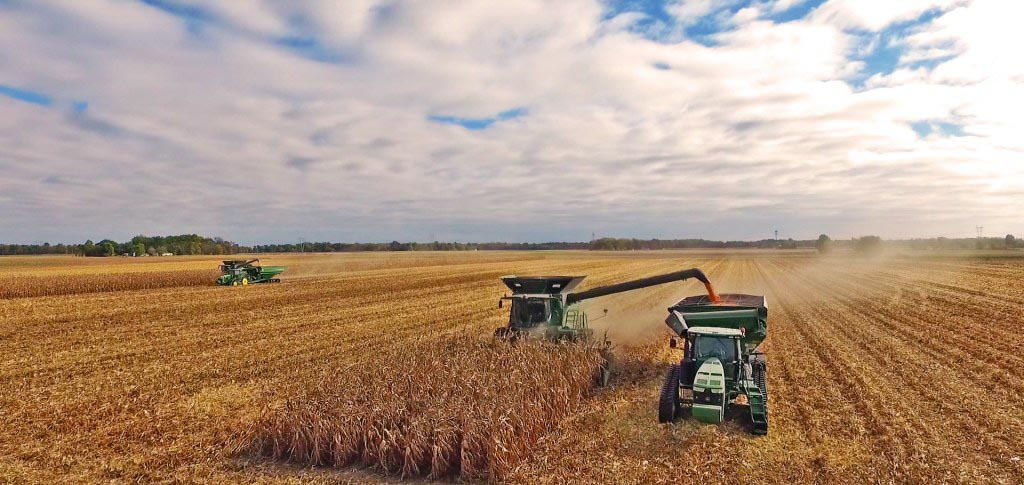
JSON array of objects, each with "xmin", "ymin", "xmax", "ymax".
[{"xmin": 1, "ymin": 251, "xmax": 1023, "ymax": 484}]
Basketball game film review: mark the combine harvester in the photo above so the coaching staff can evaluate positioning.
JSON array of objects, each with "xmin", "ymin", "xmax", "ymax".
[
  {"xmin": 494, "ymin": 268, "xmax": 720, "ymax": 386},
  {"xmin": 660, "ymin": 292, "xmax": 769, "ymax": 434},
  {"xmin": 216, "ymin": 259, "xmax": 287, "ymax": 286}
]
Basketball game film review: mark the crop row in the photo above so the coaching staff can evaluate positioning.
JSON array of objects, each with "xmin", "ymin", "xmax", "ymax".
[
  {"xmin": 241, "ymin": 336, "xmax": 603, "ymax": 479},
  {"xmin": 0, "ymin": 270, "xmax": 219, "ymax": 298}
]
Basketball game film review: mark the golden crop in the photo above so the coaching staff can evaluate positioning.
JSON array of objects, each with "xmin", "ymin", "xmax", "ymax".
[
  {"xmin": 244, "ymin": 337, "xmax": 602, "ymax": 479},
  {"xmin": 1, "ymin": 251, "xmax": 1022, "ymax": 483}
]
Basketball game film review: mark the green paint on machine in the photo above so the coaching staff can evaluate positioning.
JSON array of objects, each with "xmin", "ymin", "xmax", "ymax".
[
  {"xmin": 659, "ymin": 293, "xmax": 770, "ymax": 435},
  {"xmin": 493, "ymin": 268, "xmax": 721, "ymax": 389},
  {"xmin": 216, "ymin": 259, "xmax": 287, "ymax": 286}
]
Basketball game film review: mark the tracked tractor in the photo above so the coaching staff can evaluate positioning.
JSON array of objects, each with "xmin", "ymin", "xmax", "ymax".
[
  {"xmin": 494, "ymin": 268, "xmax": 720, "ymax": 386},
  {"xmin": 659, "ymin": 293, "xmax": 769, "ymax": 435},
  {"xmin": 216, "ymin": 259, "xmax": 287, "ymax": 286}
]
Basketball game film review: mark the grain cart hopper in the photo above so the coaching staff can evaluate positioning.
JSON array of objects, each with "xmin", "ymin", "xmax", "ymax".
[
  {"xmin": 216, "ymin": 259, "xmax": 287, "ymax": 286},
  {"xmin": 494, "ymin": 268, "xmax": 720, "ymax": 386},
  {"xmin": 659, "ymin": 293, "xmax": 769, "ymax": 435}
]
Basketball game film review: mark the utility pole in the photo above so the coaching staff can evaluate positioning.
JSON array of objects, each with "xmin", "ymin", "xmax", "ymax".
[
  {"xmin": 299, "ymin": 237, "xmax": 306, "ymax": 253},
  {"xmin": 976, "ymin": 226, "xmax": 984, "ymax": 238},
  {"xmin": 774, "ymin": 230, "xmax": 778, "ymax": 241}
]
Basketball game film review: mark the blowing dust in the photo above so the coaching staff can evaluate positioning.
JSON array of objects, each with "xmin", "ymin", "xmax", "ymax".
[{"xmin": 579, "ymin": 286, "xmax": 696, "ymax": 347}]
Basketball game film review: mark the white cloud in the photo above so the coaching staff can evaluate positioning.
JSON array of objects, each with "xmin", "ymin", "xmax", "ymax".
[
  {"xmin": 811, "ymin": 0, "xmax": 962, "ymax": 31},
  {"xmin": 667, "ymin": 0, "xmax": 734, "ymax": 24},
  {"xmin": 0, "ymin": 0, "xmax": 1020, "ymax": 243}
]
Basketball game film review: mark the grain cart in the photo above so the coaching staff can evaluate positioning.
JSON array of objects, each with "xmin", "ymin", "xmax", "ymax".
[
  {"xmin": 659, "ymin": 293, "xmax": 769, "ymax": 435},
  {"xmin": 216, "ymin": 259, "xmax": 287, "ymax": 286},
  {"xmin": 494, "ymin": 268, "xmax": 720, "ymax": 386}
]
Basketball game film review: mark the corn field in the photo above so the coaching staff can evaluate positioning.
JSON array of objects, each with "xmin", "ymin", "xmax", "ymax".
[
  {"xmin": 244, "ymin": 337, "xmax": 602, "ymax": 479},
  {"xmin": 1, "ymin": 251, "xmax": 1022, "ymax": 483}
]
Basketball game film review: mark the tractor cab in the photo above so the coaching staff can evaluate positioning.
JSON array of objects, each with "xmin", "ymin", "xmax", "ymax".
[
  {"xmin": 509, "ymin": 296, "xmax": 555, "ymax": 327},
  {"xmin": 217, "ymin": 260, "xmax": 256, "ymax": 286},
  {"xmin": 681, "ymin": 327, "xmax": 745, "ymax": 386}
]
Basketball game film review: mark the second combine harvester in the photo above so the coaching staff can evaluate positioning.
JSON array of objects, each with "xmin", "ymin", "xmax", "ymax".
[{"xmin": 493, "ymin": 267, "xmax": 769, "ymax": 434}]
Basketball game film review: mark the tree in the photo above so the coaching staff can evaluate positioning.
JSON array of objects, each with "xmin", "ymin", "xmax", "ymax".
[
  {"xmin": 103, "ymin": 242, "xmax": 116, "ymax": 257},
  {"xmin": 815, "ymin": 234, "xmax": 833, "ymax": 253},
  {"xmin": 1006, "ymin": 234, "xmax": 1016, "ymax": 249},
  {"xmin": 134, "ymin": 243, "xmax": 146, "ymax": 256},
  {"xmin": 853, "ymin": 236, "xmax": 883, "ymax": 255}
]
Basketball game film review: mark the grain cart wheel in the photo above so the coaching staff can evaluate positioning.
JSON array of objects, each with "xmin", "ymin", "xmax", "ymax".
[
  {"xmin": 659, "ymin": 364, "xmax": 682, "ymax": 423},
  {"xmin": 231, "ymin": 280, "xmax": 239, "ymax": 287}
]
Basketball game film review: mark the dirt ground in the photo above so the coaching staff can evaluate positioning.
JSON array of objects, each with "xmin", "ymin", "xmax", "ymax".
[{"xmin": 1, "ymin": 250, "xmax": 1022, "ymax": 483}]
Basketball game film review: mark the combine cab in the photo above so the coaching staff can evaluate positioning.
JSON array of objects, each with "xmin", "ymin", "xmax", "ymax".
[
  {"xmin": 659, "ymin": 293, "xmax": 769, "ymax": 435},
  {"xmin": 217, "ymin": 259, "xmax": 287, "ymax": 286},
  {"xmin": 494, "ymin": 268, "xmax": 720, "ymax": 387}
]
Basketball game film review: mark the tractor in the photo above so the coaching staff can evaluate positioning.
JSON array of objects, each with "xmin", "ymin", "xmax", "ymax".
[
  {"xmin": 494, "ymin": 268, "xmax": 720, "ymax": 386},
  {"xmin": 659, "ymin": 293, "xmax": 769, "ymax": 435},
  {"xmin": 216, "ymin": 259, "xmax": 287, "ymax": 286}
]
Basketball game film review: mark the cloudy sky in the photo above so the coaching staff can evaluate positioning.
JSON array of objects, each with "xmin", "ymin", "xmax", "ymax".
[{"xmin": 1, "ymin": 0, "xmax": 1021, "ymax": 244}]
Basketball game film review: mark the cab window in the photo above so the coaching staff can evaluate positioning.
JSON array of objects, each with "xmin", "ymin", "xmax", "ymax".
[
  {"xmin": 512, "ymin": 298, "xmax": 550, "ymax": 326},
  {"xmin": 693, "ymin": 336, "xmax": 737, "ymax": 361}
]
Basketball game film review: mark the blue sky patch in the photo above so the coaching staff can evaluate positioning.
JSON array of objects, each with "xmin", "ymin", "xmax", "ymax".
[
  {"xmin": 275, "ymin": 35, "xmax": 346, "ymax": 63},
  {"xmin": 72, "ymin": 101, "xmax": 89, "ymax": 113},
  {"xmin": 0, "ymin": 84, "xmax": 52, "ymax": 107},
  {"xmin": 601, "ymin": 0, "xmax": 748, "ymax": 46},
  {"xmin": 846, "ymin": 7, "xmax": 951, "ymax": 87},
  {"xmin": 429, "ymin": 108, "xmax": 527, "ymax": 130},
  {"xmin": 911, "ymin": 120, "xmax": 965, "ymax": 138},
  {"xmin": 139, "ymin": 0, "xmax": 213, "ymax": 35},
  {"xmin": 768, "ymin": 0, "xmax": 826, "ymax": 23},
  {"xmin": 652, "ymin": 62, "xmax": 671, "ymax": 70}
]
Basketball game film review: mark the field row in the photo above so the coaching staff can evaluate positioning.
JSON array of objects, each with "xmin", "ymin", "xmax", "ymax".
[{"xmin": 1, "ymin": 252, "xmax": 1021, "ymax": 483}]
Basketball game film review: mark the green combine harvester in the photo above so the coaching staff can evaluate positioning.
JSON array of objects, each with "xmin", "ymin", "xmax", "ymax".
[
  {"xmin": 216, "ymin": 259, "xmax": 287, "ymax": 286},
  {"xmin": 494, "ymin": 268, "xmax": 721, "ymax": 387},
  {"xmin": 660, "ymin": 293, "xmax": 769, "ymax": 434}
]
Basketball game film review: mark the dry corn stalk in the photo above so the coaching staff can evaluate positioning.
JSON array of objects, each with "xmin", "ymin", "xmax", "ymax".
[{"xmin": 242, "ymin": 336, "xmax": 603, "ymax": 480}]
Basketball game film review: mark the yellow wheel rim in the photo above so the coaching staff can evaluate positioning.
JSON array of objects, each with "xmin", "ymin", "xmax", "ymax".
[
  {"xmin": 232, "ymin": 281, "xmax": 239, "ymax": 286},
  {"xmin": 241, "ymin": 278, "xmax": 248, "ymax": 286}
]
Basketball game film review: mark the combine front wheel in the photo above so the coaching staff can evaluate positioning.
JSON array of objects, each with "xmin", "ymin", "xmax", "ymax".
[
  {"xmin": 659, "ymin": 364, "xmax": 681, "ymax": 423},
  {"xmin": 241, "ymin": 277, "xmax": 249, "ymax": 286}
]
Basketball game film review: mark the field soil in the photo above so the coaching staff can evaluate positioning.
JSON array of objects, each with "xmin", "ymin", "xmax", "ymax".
[{"xmin": 1, "ymin": 251, "xmax": 1022, "ymax": 483}]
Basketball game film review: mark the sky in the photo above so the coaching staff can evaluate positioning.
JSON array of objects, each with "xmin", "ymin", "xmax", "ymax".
[{"xmin": 1, "ymin": 0, "xmax": 1021, "ymax": 244}]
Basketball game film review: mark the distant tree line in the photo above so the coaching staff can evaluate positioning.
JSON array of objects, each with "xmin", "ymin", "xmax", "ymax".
[
  {"xmin": 2, "ymin": 234, "xmax": 1019, "ymax": 256},
  {"xmin": 902, "ymin": 235, "xmax": 1021, "ymax": 250},
  {"xmin": 0, "ymin": 234, "xmax": 241, "ymax": 257},
  {"xmin": 586, "ymin": 237, "xmax": 812, "ymax": 250},
  {"xmin": 250, "ymin": 241, "xmax": 587, "ymax": 252}
]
